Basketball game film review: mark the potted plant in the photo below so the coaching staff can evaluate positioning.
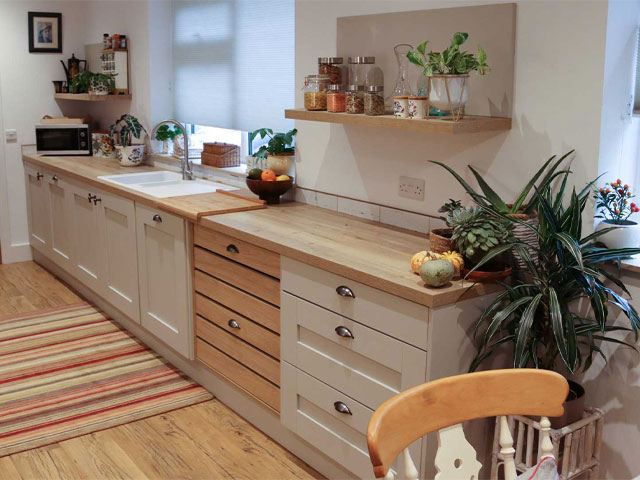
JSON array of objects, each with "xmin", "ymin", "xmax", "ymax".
[
  {"xmin": 69, "ymin": 70, "xmax": 92, "ymax": 94},
  {"xmin": 109, "ymin": 114, "xmax": 148, "ymax": 167},
  {"xmin": 249, "ymin": 128, "xmax": 297, "ymax": 176},
  {"xmin": 594, "ymin": 179, "xmax": 640, "ymax": 249},
  {"xmin": 89, "ymin": 72, "xmax": 116, "ymax": 95},
  {"xmin": 407, "ymin": 32, "xmax": 490, "ymax": 119},
  {"xmin": 154, "ymin": 124, "xmax": 180, "ymax": 154},
  {"xmin": 430, "ymin": 199, "xmax": 462, "ymax": 253},
  {"xmin": 467, "ymin": 168, "xmax": 640, "ymax": 427}
]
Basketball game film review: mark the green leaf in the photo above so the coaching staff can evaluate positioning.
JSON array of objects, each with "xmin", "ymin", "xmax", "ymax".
[
  {"xmin": 468, "ymin": 166, "xmax": 509, "ymax": 213},
  {"xmin": 552, "ymin": 232, "xmax": 583, "ymax": 267},
  {"xmin": 407, "ymin": 51, "xmax": 425, "ymax": 67},
  {"xmin": 417, "ymin": 41, "xmax": 428, "ymax": 56},
  {"xmin": 484, "ymin": 296, "xmax": 533, "ymax": 345},
  {"xmin": 464, "ymin": 243, "xmax": 516, "ymax": 278},
  {"xmin": 548, "ymin": 288, "xmax": 570, "ymax": 369},
  {"xmin": 514, "ymin": 294, "xmax": 542, "ymax": 367},
  {"xmin": 452, "ymin": 32, "xmax": 468, "ymax": 46},
  {"xmin": 430, "ymin": 161, "xmax": 489, "ymax": 207}
]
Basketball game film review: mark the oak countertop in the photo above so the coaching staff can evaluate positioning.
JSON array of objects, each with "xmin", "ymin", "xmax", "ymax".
[
  {"xmin": 199, "ymin": 203, "xmax": 500, "ymax": 308},
  {"xmin": 22, "ymin": 154, "xmax": 265, "ymax": 220}
]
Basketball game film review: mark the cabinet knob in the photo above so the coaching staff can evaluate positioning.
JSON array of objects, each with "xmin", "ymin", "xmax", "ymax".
[
  {"xmin": 336, "ymin": 285, "xmax": 355, "ymax": 298},
  {"xmin": 226, "ymin": 244, "xmax": 239, "ymax": 254},
  {"xmin": 228, "ymin": 319, "xmax": 240, "ymax": 329},
  {"xmin": 333, "ymin": 401, "xmax": 352, "ymax": 415},
  {"xmin": 52, "ymin": 175, "xmax": 58, "ymax": 181},
  {"xmin": 36, "ymin": 172, "xmax": 44, "ymax": 180},
  {"xmin": 334, "ymin": 326, "xmax": 354, "ymax": 339},
  {"xmin": 153, "ymin": 214, "xmax": 162, "ymax": 223}
]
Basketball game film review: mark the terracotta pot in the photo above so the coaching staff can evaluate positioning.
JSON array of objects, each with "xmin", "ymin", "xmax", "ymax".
[
  {"xmin": 550, "ymin": 380, "xmax": 585, "ymax": 429},
  {"xmin": 266, "ymin": 153, "xmax": 294, "ymax": 176},
  {"xmin": 429, "ymin": 228, "xmax": 453, "ymax": 254},
  {"xmin": 462, "ymin": 266, "xmax": 512, "ymax": 283}
]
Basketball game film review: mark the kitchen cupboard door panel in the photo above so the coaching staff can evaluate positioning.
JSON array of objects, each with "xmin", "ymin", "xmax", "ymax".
[
  {"xmin": 24, "ymin": 165, "xmax": 52, "ymax": 254},
  {"xmin": 47, "ymin": 175, "xmax": 74, "ymax": 271},
  {"xmin": 136, "ymin": 204, "xmax": 191, "ymax": 358},
  {"xmin": 99, "ymin": 192, "xmax": 140, "ymax": 323}
]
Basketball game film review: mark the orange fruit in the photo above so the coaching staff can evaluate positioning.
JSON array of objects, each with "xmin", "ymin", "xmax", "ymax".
[{"xmin": 261, "ymin": 169, "xmax": 276, "ymax": 181}]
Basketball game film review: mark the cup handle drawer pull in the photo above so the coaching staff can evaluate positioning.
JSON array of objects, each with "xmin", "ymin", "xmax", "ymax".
[
  {"xmin": 153, "ymin": 214, "xmax": 162, "ymax": 223},
  {"xmin": 335, "ymin": 326, "xmax": 354, "ymax": 339},
  {"xmin": 36, "ymin": 172, "xmax": 44, "ymax": 180},
  {"xmin": 334, "ymin": 401, "xmax": 352, "ymax": 415},
  {"xmin": 226, "ymin": 244, "xmax": 239, "ymax": 254},
  {"xmin": 228, "ymin": 319, "xmax": 240, "ymax": 329},
  {"xmin": 336, "ymin": 286, "xmax": 355, "ymax": 298}
]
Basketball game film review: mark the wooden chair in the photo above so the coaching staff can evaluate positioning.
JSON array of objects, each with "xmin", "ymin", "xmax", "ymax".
[{"xmin": 367, "ymin": 369, "xmax": 569, "ymax": 480}]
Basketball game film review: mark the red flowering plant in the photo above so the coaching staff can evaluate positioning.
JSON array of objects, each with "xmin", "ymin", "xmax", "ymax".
[{"xmin": 595, "ymin": 178, "xmax": 639, "ymax": 225}]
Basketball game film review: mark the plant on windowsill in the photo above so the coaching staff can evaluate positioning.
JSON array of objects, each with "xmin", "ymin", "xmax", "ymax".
[
  {"xmin": 594, "ymin": 179, "xmax": 640, "ymax": 249},
  {"xmin": 153, "ymin": 124, "xmax": 180, "ymax": 155},
  {"xmin": 109, "ymin": 114, "xmax": 148, "ymax": 167},
  {"xmin": 249, "ymin": 127, "xmax": 297, "ymax": 175}
]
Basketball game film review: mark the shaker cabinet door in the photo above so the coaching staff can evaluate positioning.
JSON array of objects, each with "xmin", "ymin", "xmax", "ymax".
[
  {"xmin": 47, "ymin": 174, "xmax": 74, "ymax": 271},
  {"xmin": 24, "ymin": 165, "xmax": 52, "ymax": 255}
]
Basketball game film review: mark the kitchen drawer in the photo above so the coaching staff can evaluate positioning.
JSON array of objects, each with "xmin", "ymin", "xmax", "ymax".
[
  {"xmin": 281, "ymin": 362, "xmax": 421, "ymax": 480},
  {"xmin": 195, "ymin": 247, "xmax": 280, "ymax": 306},
  {"xmin": 197, "ymin": 338, "xmax": 280, "ymax": 413},
  {"xmin": 195, "ymin": 293, "xmax": 279, "ymax": 359},
  {"xmin": 196, "ymin": 315, "xmax": 279, "ymax": 385},
  {"xmin": 194, "ymin": 225, "xmax": 280, "ymax": 278},
  {"xmin": 281, "ymin": 292, "xmax": 426, "ymax": 410},
  {"xmin": 281, "ymin": 257, "xmax": 428, "ymax": 350},
  {"xmin": 194, "ymin": 270, "xmax": 279, "ymax": 333}
]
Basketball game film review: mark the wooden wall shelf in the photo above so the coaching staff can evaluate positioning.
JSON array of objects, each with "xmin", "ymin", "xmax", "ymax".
[
  {"xmin": 284, "ymin": 109, "xmax": 511, "ymax": 134},
  {"xmin": 54, "ymin": 93, "xmax": 132, "ymax": 102}
]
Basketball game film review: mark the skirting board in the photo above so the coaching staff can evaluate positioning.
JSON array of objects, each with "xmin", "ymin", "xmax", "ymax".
[{"xmin": 32, "ymin": 249, "xmax": 355, "ymax": 480}]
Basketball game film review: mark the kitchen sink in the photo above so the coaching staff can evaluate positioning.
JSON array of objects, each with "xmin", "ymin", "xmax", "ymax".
[{"xmin": 98, "ymin": 171, "xmax": 238, "ymax": 198}]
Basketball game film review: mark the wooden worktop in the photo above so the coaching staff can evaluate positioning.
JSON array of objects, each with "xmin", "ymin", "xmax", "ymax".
[
  {"xmin": 22, "ymin": 154, "xmax": 265, "ymax": 221},
  {"xmin": 199, "ymin": 203, "xmax": 500, "ymax": 308}
]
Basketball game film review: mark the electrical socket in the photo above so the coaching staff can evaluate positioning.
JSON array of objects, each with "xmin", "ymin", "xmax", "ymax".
[{"xmin": 399, "ymin": 176, "xmax": 425, "ymax": 201}]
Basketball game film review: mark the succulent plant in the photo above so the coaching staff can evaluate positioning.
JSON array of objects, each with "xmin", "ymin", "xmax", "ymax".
[{"xmin": 447, "ymin": 207, "xmax": 512, "ymax": 263}]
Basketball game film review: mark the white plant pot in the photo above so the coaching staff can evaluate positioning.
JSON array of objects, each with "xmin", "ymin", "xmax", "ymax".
[
  {"xmin": 429, "ymin": 76, "xmax": 469, "ymax": 112},
  {"xmin": 116, "ymin": 145, "xmax": 145, "ymax": 167},
  {"xmin": 89, "ymin": 79, "xmax": 110, "ymax": 96},
  {"xmin": 266, "ymin": 154, "xmax": 293, "ymax": 176},
  {"xmin": 596, "ymin": 220, "xmax": 640, "ymax": 249}
]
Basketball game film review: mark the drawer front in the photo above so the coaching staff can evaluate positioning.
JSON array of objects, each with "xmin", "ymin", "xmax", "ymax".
[
  {"xmin": 196, "ymin": 315, "xmax": 279, "ymax": 385},
  {"xmin": 281, "ymin": 257, "xmax": 428, "ymax": 350},
  {"xmin": 195, "ymin": 247, "xmax": 280, "ymax": 306},
  {"xmin": 281, "ymin": 362, "xmax": 422, "ymax": 480},
  {"xmin": 197, "ymin": 338, "xmax": 280, "ymax": 413},
  {"xmin": 195, "ymin": 293, "xmax": 279, "ymax": 358},
  {"xmin": 194, "ymin": 225, "xmax": 280, "ymax": 278},
  {"xmin": 194, "ymin": 270, "xmax": 280, "ymax": 333},
  {"xmin": 282, "ymin": 293, "xmax": 427, "ymax": 410}
]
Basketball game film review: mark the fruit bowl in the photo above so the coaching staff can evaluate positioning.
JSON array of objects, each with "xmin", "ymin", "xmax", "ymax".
[{"xmin": 245, "ymin": 177, "xmax": 294, "ymax": 204}]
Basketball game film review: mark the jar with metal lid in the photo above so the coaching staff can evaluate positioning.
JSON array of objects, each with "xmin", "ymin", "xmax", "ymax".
[
  {"xmin": 364, "ymin": 86, "xmax": 385, "ymax": 116},
  {"xmin": 348, "ymin": 56, "xmax": 375, "ymax": 88},
  {"xmin": 327, "ymin": 85, "xmax": 346, "ymax": 113},
  {"xmin": 346, "ymin": 85, "xmax": 365, "ymax": 114},
  {"xmin": 318, "ymin": 57, "xmax": 343, "ymax": 86},
  {"xmin": 304, "ymin": 75, "xmax": 330, "ymax": 111}
]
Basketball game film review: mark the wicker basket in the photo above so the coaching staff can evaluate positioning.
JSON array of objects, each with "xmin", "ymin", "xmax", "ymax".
[
  {"xmin": 201, "ymin": 142, "xmax": 240, "ymax": 168},
  {"xmin": 429, "ymin": 228, "xmax": 454, "ymax": 253}
]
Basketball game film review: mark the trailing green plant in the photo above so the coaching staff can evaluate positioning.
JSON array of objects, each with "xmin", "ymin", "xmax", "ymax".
[
  {"xmin": 431, "ymin": 151, "xmax": 574, "ymax": 215},
  {"xmin": 154, "ymin": 124, "xmax": 180, "ymax": 142},
  {"xmin": 69, "ymin": 70, "xmax": 93, "ymax": 93},
  {"xmin": 467, "ymin": 163, "xmax": 640, "ymax": 375},
  {"xmin": 407, "ymin": 32, "xmax": 490, "ymax": 76},
  {"xmin": 595, "ymin": 178, "xmax": 639, "ymax": 224},
  {"xmin": 447, "ymin": 206, "xmax": 513, "ymax": 265},
  {"xmin": 109, "ymin": 114, "xmax": 147, "ymax": 147},
  {"xmin": 249, "ymin": 128, "xmax": 297, "ymax": 160}
]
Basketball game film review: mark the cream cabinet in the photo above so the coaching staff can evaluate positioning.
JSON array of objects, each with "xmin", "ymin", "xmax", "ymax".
[
  {"xmin": 24, "ymin": 165, "xmax": 52, "ymax": 253},
  {"xmin": 46, "ymin": 173, "xmax": 74, "ymax": 271},
  {"xmin": 136, "ymin": 203, "xmax": 191, "ymax": 358}
]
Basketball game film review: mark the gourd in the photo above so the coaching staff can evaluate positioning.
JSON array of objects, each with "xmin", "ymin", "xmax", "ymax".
[
  {"xmin": 419, "ymin": 259, "xmax": 454, "ymax": 287},
  {"xmin": 410, "ymin": 251, "xmax": 442, "ymax": 273},
  {"xmin": 440, "ymin": 251, "xmax": 464, "ymax": 277}
]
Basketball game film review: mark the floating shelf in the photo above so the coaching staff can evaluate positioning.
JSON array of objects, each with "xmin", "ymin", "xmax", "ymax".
[
  {"xmin": 54, "ymin": 93, "xmax": 132, "ymax": 102},
  {"xmin": 284, "ymin": 109, "xmax": 511, "ymax": 134}
]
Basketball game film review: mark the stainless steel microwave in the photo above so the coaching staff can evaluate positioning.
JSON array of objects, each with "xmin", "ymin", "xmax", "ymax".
[{"xmin": 35, "ymin": 124, "xmax": 91, "ymax": 155}]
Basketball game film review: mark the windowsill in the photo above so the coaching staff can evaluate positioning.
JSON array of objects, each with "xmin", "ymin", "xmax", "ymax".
[{"xmin": 148, "ymin": 152, "xmax": 247, "ymax": 178}]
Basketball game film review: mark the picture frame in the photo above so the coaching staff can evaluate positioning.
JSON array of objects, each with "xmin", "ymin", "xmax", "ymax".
[{"xmin": 28, "ymin": 12, "xmax": 62, "ymax": 53}]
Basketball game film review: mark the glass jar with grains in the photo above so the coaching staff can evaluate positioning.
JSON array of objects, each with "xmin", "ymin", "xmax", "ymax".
[
  {"xmin": 318, "ymin": 57, "xmax": 343, "ymax": 86},
  {"xmin": 364, "ymin": 86, "xmax": 385, "ymax": 116},
  {"xmin": 327, "ymin": 84, "xmax": 346, "ymax": 113},
  {"xmin": 304, "ymin": 75, "xmax": 330, "ymax": 111},
  {"xmin": 346, "ymin": 85, "xmax": 365, "ymax": 114}
]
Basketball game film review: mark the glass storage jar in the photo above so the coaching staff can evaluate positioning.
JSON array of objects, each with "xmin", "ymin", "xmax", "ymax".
[
  {"xmin": 327, "ymin": 85, "xmax": 346, "ymax": 112},
  {"xmin": 364, "ymin": 86, "xmax": 385, "ymax": 116},
  {"xmin": 346, "ymin": 85, "xmax": 365, "ymax": 114},
  {"xmin": 318, "ymin": 57, "xmax": 343, "ymax": 86},
  {"xmin": 304, "ymin": 75, "xmax": 330, "ymax": 111},
  {"xmin": 348, "ymin": 56, "xmax": 375, "ymax": 88}
]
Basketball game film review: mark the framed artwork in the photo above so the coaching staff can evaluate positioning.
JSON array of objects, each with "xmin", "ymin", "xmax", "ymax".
[{"xmin": 28, "ymin": 12, "xmax": 62, "ymax": 53}]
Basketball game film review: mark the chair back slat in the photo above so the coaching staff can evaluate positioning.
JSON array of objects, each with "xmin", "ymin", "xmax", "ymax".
[
  {"xmin": 500, "ymin": 416, "xmax": 517, "ymax": 480},
  {"xmin": 434, "ymin": 423, "xmax": 482, "ymax": 480}
]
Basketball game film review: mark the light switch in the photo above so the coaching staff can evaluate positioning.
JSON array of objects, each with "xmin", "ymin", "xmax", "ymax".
[{"xmin": 5, "ymin": 129, "xmax": 17, "ymax": 143}]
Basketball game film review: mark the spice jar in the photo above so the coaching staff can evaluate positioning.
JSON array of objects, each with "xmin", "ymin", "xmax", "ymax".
[
  {"xmin": 348, "ymin": 57, "xmax": 375, "ymax": 88},
  {"xmin": 393, "ymin": 96, "xmax": 409, "ymax": 118},
  {"xmin": 304, "ymin": 75, "xmax": 330, "ymax": 110},
  {"xmin": 346, "ymin": 85, "xmax": 365, "ymax": 114},
  {"xmin": 318, "ymin": 57, "xmax": 343, "ymax": 86},
  {"xmin": 364, "ymin": 86, "xmax": 385, "ymax": 116},
  {"xmin": 408, "ymin": 96, "xmax": 427, "ymax": 119},
  {"xmin": 327, "ymin": 84, "xmax": 346, "ymax": 113}
]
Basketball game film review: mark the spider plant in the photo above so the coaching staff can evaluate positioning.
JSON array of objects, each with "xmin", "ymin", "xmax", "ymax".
[{"xmin": 468, "ymin": 168, "xmax": 640, "ymax": 375}]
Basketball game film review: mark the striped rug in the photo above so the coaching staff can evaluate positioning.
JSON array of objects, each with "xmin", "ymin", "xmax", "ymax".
[{"xmin": 0, "ymin": 302, "xmax": 212, "ymax": 457}]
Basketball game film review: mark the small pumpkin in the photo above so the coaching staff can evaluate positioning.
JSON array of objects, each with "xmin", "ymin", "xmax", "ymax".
[
  {"xmin": 440, "ymin": 251, "xmax": 464, "ymax": 277},
  {"xmin": 410, "ymin": 251, "xmax": 442, "ymax": 274},
  {"xmin": 419, "ymin": 259, "xmax": 454, "ymax": 288}
]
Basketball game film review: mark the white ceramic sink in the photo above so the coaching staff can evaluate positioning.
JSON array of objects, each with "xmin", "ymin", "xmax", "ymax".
[{"xmin": 98, "ymin": 171, "xmax": 238, "ymax": 198}]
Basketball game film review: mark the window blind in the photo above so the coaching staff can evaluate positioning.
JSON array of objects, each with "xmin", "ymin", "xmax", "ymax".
[
  {"xmin": 172, "ymin": 0, "xmax": 295, "ymax": 132},
  {"xmin": 634, "ymin": 26, "xmax": 640, "ymax": 113}
]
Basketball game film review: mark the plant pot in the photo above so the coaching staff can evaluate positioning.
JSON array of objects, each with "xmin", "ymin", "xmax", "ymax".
[
  {"xmin": 245, "ymin": 177, "xmax": 293, "ymax": 205},
  {"xmin": 550, "ymin": 380, "xmax": 585, "ymax": 429},
  {"xmin": 506, "ymin": 209, "xmax": 539, "ymax": 273},
  {"xmin": 115, "ymin": 145, "xmax": 145, "ymax": 167},
  {"xmin": 429, "ymin": 228, "xmax": 453, "ymax": 254},
  {"xmin": 89, "ymin": 78, "xmax": 111, "ymax": 96},
  {"xmin": 462, "ymin": 265, "xmax": 512, "ymax": 283},
  {"xmin": 428, "ymin": 75, "xmax": 469, "ymax": 117},
  {"xmin": 266, "ymin": 153, "xmax": 294, "ymax": 176},
  {"xmin": 596, "ymin": 219, "xmax": 640, "ymax": 249}
]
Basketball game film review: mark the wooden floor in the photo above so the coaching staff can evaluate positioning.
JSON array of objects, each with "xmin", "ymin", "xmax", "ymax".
[{"xmin": 0, "ymin": 261, "xmax": 322, "ymax": 480}]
